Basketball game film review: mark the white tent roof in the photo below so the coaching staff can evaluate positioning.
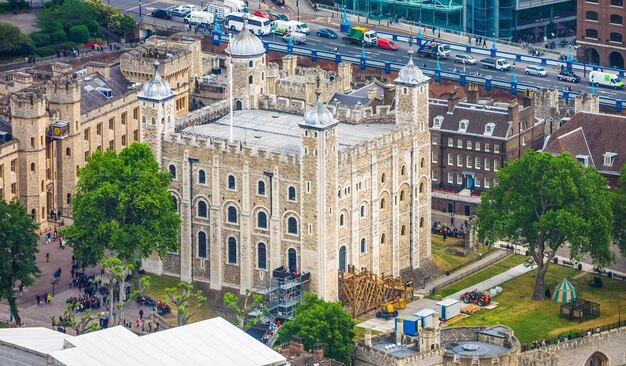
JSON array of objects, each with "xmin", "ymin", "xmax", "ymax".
[{"xmin": 0, "ymin": 327, "xmax": 70, "ymax": 355}]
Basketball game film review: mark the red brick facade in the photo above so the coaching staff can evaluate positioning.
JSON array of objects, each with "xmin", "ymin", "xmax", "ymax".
[{"xmin": 576, "ymin": 0, "xmax": 626, "ymax": 68}]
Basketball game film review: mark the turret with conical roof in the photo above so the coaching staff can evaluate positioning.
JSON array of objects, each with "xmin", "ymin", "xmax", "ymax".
[{"xmin": 138, "ymin": 60, "xmax": 175, "ymax": 102}]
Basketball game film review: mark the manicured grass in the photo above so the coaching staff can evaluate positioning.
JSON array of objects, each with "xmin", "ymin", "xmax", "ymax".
[
  {"xmin": 140, "ymin": 274, "xmax": 214, "ymax": 324},
  {"xmin": 430, "ymin": 235, "xmax": 493, "ymax": 273},
  {"xmin": 428, "ymin": 254, "xmax": 529, "ymax": 300},
  {"xmin": 451, "ymin": 264, "xmax": 626, "ymax": 344},
  {"xmin": 353, "ymin": 326, "xmax": 382, "ymax": 340}
]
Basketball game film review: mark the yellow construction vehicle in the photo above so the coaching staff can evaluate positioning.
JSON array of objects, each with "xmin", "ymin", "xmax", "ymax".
[{"xmin": 375, "ymin": 299, "xmax": 406, "ymax": 320}]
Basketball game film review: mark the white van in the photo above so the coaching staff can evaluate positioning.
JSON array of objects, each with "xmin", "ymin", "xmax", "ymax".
[
  {"xmin": 589, "ymin": 70, "xmax": 624, "ymax": 89},
  {"xmin": 283, "ymin": 32, "xmax": 306, "ymax": 44},
  {"xmin": 224, "ymin": 0, "xmax": 246, "ymax": 13},
  {"xmin": 290, "ymin": 21, "xmax": 310, "ymax": 34},
  {"xmin": 185, "ymin": 11, "xmax": 214, "ymax": 26}
]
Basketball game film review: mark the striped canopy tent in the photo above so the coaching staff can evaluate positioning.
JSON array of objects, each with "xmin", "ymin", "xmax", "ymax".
[{"xmin": 553, "ymin": 278, "xmax": 576, "ymax": 303}]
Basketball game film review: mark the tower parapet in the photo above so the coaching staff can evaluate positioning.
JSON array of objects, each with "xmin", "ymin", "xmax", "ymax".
[{"xmin": 10, "ymin": 90, "xmax": 47, "ymax": 119}]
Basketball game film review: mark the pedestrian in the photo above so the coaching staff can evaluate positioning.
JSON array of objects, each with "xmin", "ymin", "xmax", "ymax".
[
  {"xmin": 139, "ymin": 308, "xmax": 144, "ymax": 320},
  {"xmin": 47, "ymin": 293, "xmax": 52, "ymax": 303},
  {"xmin": 19, "ymin": 284, "xmax": 24, "ymax": 296},
  {"xmin": 100, "ymin": 267, "xmax": 105, "ymax": 277},
  {"xmin": 468, "ymin": 35, "xmax": 472, "ymax": 45},
  {"xmin": 36, "ymin": 295, "xmax": 41, "ymax": 305},
  {"xmin": 432, "ymin": 26, "xmax": 435, "ymax": 35},
  {"xmin": 148, "ymin": 322, "xmax": 152, "ymax": 332},
  {"xmin": 46, "ymin": 252, "xmax": 50, "ymax": 263},
  {"xmin": 136, "ymin": 318, "xmax": 140, "ymax": 328},
  {"xmin": 52, "ymin": 316, "xmax": 56, "ymax": 329},
  {"xmin": 482, "ymin": 38, "xmax": 487, "ymax": 47},
  {"xmin": 9, "ymin": 311, "xmax": 13, "ymax": 323}
]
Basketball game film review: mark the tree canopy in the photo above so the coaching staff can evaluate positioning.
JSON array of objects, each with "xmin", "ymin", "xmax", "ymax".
[
  {"xmin": 164, "ymin": 282, "xmax": 207, "ymax": 326},
  {"xmin": 613, "ymin": 164, "xmax": 626, "ymax": 256},
  {"xmin": 476, "ymin": 151, "xmax": 614, "ymax": 300},
  {"xmin": 0, "ymin": 22, "xmax": 34, "ymax": 56},
  {"xmin": 223, "ymin": 289, "xmax": 263, "ymax": 330},
  {"xmin": 0, "ymin": 199, "xmax": 40, "ymax": 326},
  {"xmin": 277, "ymin": 293, "xmax": 355, "ymax": 365},
  {"xmin": 62, "ymin": 142, "xmax": 181, "ymax": 270}
]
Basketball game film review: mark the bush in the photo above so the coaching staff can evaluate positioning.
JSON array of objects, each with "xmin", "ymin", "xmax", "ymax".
[
  {"xmin": 68, "ymin": 25, "xmax": 89, "ymax": 44},
  {"xmin": 0, "ymin": 21, "xmax": 34, "ymax": 56},
  {"xmin": 50, "ymin": 30, "xmax": 68, "ymax": 44},
  {"xmin": 85, "ymin": 20, "xmax": 100, "ymax": 34},
  {"xmin": 36, "ymin": 41, "xmax": 78, "ymax": 57},
  {"xmin": 30, "ymin": 32, "xmax": 52, "ymax": 47}
]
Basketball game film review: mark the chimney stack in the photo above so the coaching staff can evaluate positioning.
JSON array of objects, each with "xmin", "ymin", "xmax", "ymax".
[
  {"xmin": 312, "ymin": 343, "xmax": 324, "ymax": 362},
  {"xmin": 508, "ymin": 98, "xmax": 520, "ymax": 132},
  {"xmin": 367, "ymin": 87, "xmax": 377, "ymax": 101},
  {"xmin": 447, "ymin": 89, "xmax": 460, "ymax": 113},
  {"xmin": 466, "ymin": 84, "xmax": 479, "ymax": 104}
]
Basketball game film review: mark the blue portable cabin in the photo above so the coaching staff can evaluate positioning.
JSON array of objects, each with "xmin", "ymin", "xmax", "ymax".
[{"xmin": 413, "ymin": 308, "xmax": 436, "ymax": 328}]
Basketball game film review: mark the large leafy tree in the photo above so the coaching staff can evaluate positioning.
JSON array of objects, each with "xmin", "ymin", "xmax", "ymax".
[
  {"xmin": 476, "ymin": 151, "xmax": 614, "ymax": 300},
  {"xmin": 613, "ymin": 164, "xmax": 626, "ymax": 256},
  {"xmin": 0, "ymin": 22, "xmax": 34, "ymax": 56},
  {"xmin": 277, "ymin": 293, "xmax": 355, "ymax": 365},
  {"xmin": 0, "ymin": 199, "xmax": 40, "ymax": 326},
  {"xmin": 62, "ymin": 143, "xmax": 181, "ymax": 287}
]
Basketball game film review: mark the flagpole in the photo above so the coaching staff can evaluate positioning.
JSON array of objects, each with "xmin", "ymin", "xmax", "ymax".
[{"xmin": 229, "ymin": 31, "xmax": 234, "ymax": 144}]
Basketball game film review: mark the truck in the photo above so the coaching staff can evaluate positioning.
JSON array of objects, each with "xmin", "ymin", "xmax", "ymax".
[
  {"xmin": 203, "ymin": 4, "xmax": 228, "ymax": 21},
  {"xmin": 418, "ymin": 42, "xmax": 450, "ymax": 59},
  {"xmin": 343, "ymin": 26, "xmax": 377, "ymax": 47},
  {"xmin": 589, "ymin": 70, "xmax": 624, "ymax": 89},
  {"xmin": 184, "ymin": 11, "xmax": 215, "ymax": 27},
  {"xmin": 224, "ymin": 0, "xmax": 247, "ymax": 13},
  {"xmin": 480, "ymin": 57, "xmax": 511, "ymax": 71}
]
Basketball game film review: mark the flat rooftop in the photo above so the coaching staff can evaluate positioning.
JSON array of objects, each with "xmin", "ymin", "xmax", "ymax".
[
  {"xmin": 446, "ymin": 341, "xmax": 509, "ymax": 357},
  {"xmin": 372, "ymin": 342, "xmax": 419, "ymax": 358},
  {"xmin": 183, "ymin": 109, "xmax": 397, "ymax": 155}
]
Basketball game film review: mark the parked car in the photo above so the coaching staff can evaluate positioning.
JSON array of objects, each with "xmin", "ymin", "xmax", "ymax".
[
  {"xmin": 377, "ymin": 38, "xmax": 398, "ymax": 50},
  {"xmin": 179, "ymin": 4, "xmax": 196, "ymax": 13},
  {"xmin": 253, "ymin": 9, "xmax": 270, "ymax": 18},
  {"xmin": 316, "ymin": 28, "xmax": 337, "ymax": 39},
  {"xmin": 271, "ymin": 0, "xmax": 285, "ymax": 5},
  {"xmin": 151, "ymin": 9, "xmax": 172, "ymax": 20},
  {"xmin": 525, "ymin": 65, "xmax": 547, "ymax": 77},
  {"xmin": 269, "ymin": 12, "xmax": 288, "ymax": 21},
  {"xmin": 169, "ymin": 7, "xmax": 188, "ymax": 17},
  {"xmin": 283, "ymin": 32, "xmax": 306, "ymax": 44},
  {"xmin": 558, "ymin": 69, "xmax": 581, "ymax": 83},
  {"xmin": 453, "ymin": 54, "xmax": 476, "ymax": 65}
]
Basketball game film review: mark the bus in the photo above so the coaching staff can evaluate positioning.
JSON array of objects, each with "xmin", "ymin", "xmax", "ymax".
[{"xmin": 225, "ymin": 13, "xmax": 271, "ymax": 36}]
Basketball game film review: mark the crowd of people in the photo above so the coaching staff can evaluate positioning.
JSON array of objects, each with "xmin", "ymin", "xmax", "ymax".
[
  {"xmin": 65, "ymin": 294, "xmax": 101, "ymax": 312},
  {"xmin": 431, "ymin": 221, "xmax": 468, "ymax": 239}
]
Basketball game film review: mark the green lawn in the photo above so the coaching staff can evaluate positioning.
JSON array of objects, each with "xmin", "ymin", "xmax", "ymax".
[
  {"xmin": 451, "ymin": 264, "xmax": 626, "ymax": 344},
  {"xmin": 431, "ymin": 235, "xmax": 493, "ymax": 273},
  {"xmin": 140, "ymin": 274, "xmax": 215, "ymax": 324},
  {"xmin": 428, "ymin": 254, "xmax": 529, "ymax": 300}
]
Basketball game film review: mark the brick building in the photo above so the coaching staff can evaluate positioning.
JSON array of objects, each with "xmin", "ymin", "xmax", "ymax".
[{"xmin": 576, "ymin": 0, "xmax": 625, "ymax": 68}]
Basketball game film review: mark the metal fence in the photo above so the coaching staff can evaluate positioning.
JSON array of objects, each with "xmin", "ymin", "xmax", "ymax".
[{"xmin": 428, "ymin": 250, "xmax": 511, "ymax": 293}]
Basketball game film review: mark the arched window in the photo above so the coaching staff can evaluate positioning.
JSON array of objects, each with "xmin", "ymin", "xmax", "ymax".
[
  {"xmin": 287, "ymin": 217, "xmax": 298, "ymax": 234},
  {"xmin": 66, "ymin": 193, "xmax": 72, "ymax": 204},
  {"xmin": 401, "ymin": 165, "xmax": 406, "ymax": 175},
  {"xmin": 419, "ymin": 182, "xmax": 424, "ymax": 193},
  {"xmin": 169, "ymin": 164, "xmax": 177, "ymax": 179},
  {"xmin": 227, "ymin": 206, "xmax": 238, "ymax": 223},
  {"xmin": 339, "ymin": 213, "xmax": 345, "ymax": 226},
  {"xmin": 360, "ymin": 238, "xmax": 366, "ymax": 254},
  {"xmin": 360, "ymin": 205, "xmax": 366, "ymax": 218},
  {"xmin": 610, "ymin": 14, "xmax": 623, "ymax": 25},
  {"xmin": 198, "ymin": 169, "xmax": 206, "ymax": 184},
  {"xmin": 484, "ymin": 158, "xmax": 490, "ymax": 170},
  {"xmin": 288, "ymin": 186, "xmax": 296, "ymax": 201},
  {"xmin": 248, "ymin": 60, "xmax": 253, "ymax": 67},
  {"xmin": 380, "ymin": 198, "xmax": 385, "ymax": 209},
  {"xmin": 401, "ymin": 225, "xmax": 407, "ymax": 236},
  {"xmin": 227, "ymin": 175, "xmax": 236, "ymax": 189},
  {"xmin": 31, "ymin": 208, "xmax": 36, "ymax": 218},
  {"xmin": 420, "ymin": 217, "xmax": 424, "ymax": 228},
  {"xmin": 227, "ymin": 237, "xmax": 237, "ymax": 264},
  {"xmin": 380, "ymin": 233, "xmax": 386, "ymax": 244},
  {"xmin": 420, "ymin": 158, "xmax": 425, "ymax": 168},
  {"xmin": 586, "ymin": 11, "xmax": 598, "ymax": 21},
  {"xmin": 171, "ymin": 196, "xmax": 178, "ymax": 211},
  {"xmin": 257, "ymin": 243, "xmax": 267, "ymax": 269},
  {"xmin": 248, "ymin": 75, "xmax": 253, "ymax": 84},
  {"xmin": 288, "ymin": 248, "xmax": 297, "ymax": 272},
  {"xmin": 66, "ymin": 147, "xmax": 71, "ymax": 157},
  {"xmin": 339, "ymin": 246, "xmax": 347, "ymax": 271},
  {"xmin": 257, "ymin": 180, "xmax": 266, "ymax": 195},
  {"xmin": 610, "ymin": 32, "xmax": 623, "ymax": 43},
  {"xmin": 197, "ymin": 201, "xmax": 208, "ymax": 218},
  {"xmin": 494, "ymin": 159, "xmax": 500, "ymax": 171},
  {"xmin": 400, "ymin": 190, "xmax": 405, "ymax": 201},
  {"xmin": 197, "ymin": 231, "xmax": 207, "ymax": 258},
  {"xmin": 475, "ymin": 156, "xmax": 481, "ymax": 169},
  {"xmin": 381, "ymin": 173, "xmax": 386, "ymax": 183},
  {"xmin": 30, "ymin": 162, "xmax": 35, "ymax": 172},
  {"xmin": 257, "ymin": 211, "xmax": 268, "ymax": 229},
  {"xmin": 586, "ymin": 29, "xmax": 599, "ymax": 39}
]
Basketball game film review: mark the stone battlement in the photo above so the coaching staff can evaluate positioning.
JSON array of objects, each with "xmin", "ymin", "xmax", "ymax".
[
  {"xmin": 10, "ymin": 90, "xmax": 47, "ymax": 119},
  {"xmin": 338, "ymin": 127, "xmax": 410, "ymax": 163}
]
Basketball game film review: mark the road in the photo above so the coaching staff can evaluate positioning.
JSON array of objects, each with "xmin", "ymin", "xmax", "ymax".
[{"xmin": 109, "ymin": 0, "xmax": 626, "ymax": 102}]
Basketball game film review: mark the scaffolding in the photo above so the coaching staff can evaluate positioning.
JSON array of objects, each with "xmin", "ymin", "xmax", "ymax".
[
  {"xmin": 257, "ymin": 267, "xmax": 311, "ymax": 321},
  {"xmin": 338, "ymin": 265, "xmax": 414, "ymax": 319}
]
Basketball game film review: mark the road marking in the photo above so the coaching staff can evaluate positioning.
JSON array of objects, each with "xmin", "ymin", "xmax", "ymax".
[{"xmin": 126, "ymin": 0, "xmax": 159, "ymax": 11}]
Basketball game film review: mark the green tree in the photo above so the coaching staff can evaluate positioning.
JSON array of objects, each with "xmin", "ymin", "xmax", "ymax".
[
  {"xmin": 107, "ymin": 12, "xmax": 136, "ymax": 37},
  {"xmin": 164, "ymin": 282, "xmax": 207, "ymax": 326},
  {"xmin": 0, "ymin": 22, "xmax": 34, "ymax": 56},
  {"xmin": 223, "ymin": 289, "xmax": 264, "ymax": 330},
  {"xmin": 56, "ymin": 302, "xmax": 99, "ymax": 335},
  {"xmin": 68, "ymin": 25, "xmax": 89, "ymax": 44},
  {"xmin": 0, "ymin": 199, "xmax": 40, "ymax": 326},
  {"xmin": 85, "ymin": 20, "xmax": 100, "ymax": 35},
  {"xmin": 476, "ymin": 151, "xmax": 614, "ymax": 300},
  {"xmin": 613, "ymin": 164, "xmax": 626, "ymax": 256},
  {"xmin": 277, "ymin": 293, "xmax": 355, "ymax": 365},
  {"xmin": 35, "ymin": 8, "xmax": 64, "ymax": 33},
  {"xmin": 61, "ymin": 143, "xmax": 181, "ymax": 289},
  {"xmin": 101, "ymin": 256, "xmax": 135, "ymax": 327}
]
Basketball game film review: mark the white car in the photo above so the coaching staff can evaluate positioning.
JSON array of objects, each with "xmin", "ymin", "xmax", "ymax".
[
  {"xmin": 454, "ymin": 54, "xmax": 476, "ymax": 65},
  {"xmin": 525, "ymin": 65, "xmax": 547, "ymax": 77},
  {"xmin": 178, "ymin": 4, "xmax": 196, "ymax": 13}
]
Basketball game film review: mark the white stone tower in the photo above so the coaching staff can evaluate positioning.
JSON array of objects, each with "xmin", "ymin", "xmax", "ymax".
[
  {"xmin": 419, "ymin": 312, "xmax": 441, "ymax": 351},
  {"xmin": 227, "ymin": 14, "xmax": 267, "ymax": 110},
  {"xmin": 299, "ymin": 76, "xmax": 340, "ymax": 300},
  {"xmin": 394, "ymin": 51, "xmax": 432, "ymax": 269},
  {"xmin": 138, "ymin": 60, "xmax": 176, "ymax": 166}
]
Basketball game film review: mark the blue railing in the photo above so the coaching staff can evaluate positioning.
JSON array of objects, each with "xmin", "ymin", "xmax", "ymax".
[{"xmin": 261, "ymin": 41, "xmax": 624, "ymax": 112}]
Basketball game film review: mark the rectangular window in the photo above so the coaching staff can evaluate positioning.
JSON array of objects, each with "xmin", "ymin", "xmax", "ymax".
[
  {"xmin": 11, "ymin": 182, "xmax": 16, "ymax": 194},
  {"xmin": 475, "ymin": 158, "xmax": 481, "ymax": 169},
  {"xmin": 432, "ymin": 170, "xmax": 438, "ymax": 182},
  {"xmin": 122, "ymin": 135, "xmax": 127, "ymax": 146},
  {"xmin": 85, "ymin": 151, "xmax": 90, "ymax": 161},
  {"xmin": 447, "ymin": 137, "xmax": 454, "ymax": 147},
  {"xmin": 121, "ymin": 112, "xmax": 127, "ymax": 125},
  {"xmin": 10, "ymin": 159, "xmax": 16, "ymax": 172},
  {"xmin": 457, "ymin": 154, "xmax": 462, "ymax": 167},
  {"xmin": 431, "ymin": 151, "xmax": 438, "ymax": 163},
  {"xmin": 84, "ymin": 128, "xmax": 90, "ymax": 141},
  {"xmin": 97, "ymin": 123, "xmax": 102, "ymax": 135},
  {"xmin": 109, "ymin": 141, "xmax": 114, "ymax": 150},
  {"xmin": 484, "ymin": 159, "xmax": 491, "ymax": 170},
  {"xmin": 475, "ymin": 176, "xmax": 481, "ymax": 188},
  {"xmin": 133, "ymin": 107, "xmax": 139, "ymax": 120},
  {"xmin": 448, "ymin": 154, "xmax": 454, "ymax": 165},
  {"xmin": 30, "ymin": 137, "xmax": 35, "ymax": 147},
  {"xmin": 109, "ymin": 118, "xmax": 114, "ymax": 130},
  {"xmin": 485, "ymin": 143, "xmax": 491, "ymax": 152},
  {"xmin": 0, "ymin": 188, "xmax": 3, "ymax": 198},
  {"xmin": 457, "ymin": 173, "xmax": 463, "ymax": 185},
  {"xmin": 466, "ymin": 156, "xmax": 472, "ymax": 168},
  {"xmin": 432, "ymin": 136, "xmax": 439, "ymax": 145},
  {"xmin": 0, "ymin": 164, "xmax": 3, "ymax": 178},
  {"xmin": 466, "ymin": 140, "xmax": 472, "ymax": 150},
  {"xmin": 494, "ymin": 144, "xmax": 500, "ymax": 153},
  {"xmin": 457, "ymin": 139, "xmax": 463, "ymax": 148},
  {"xmin": 306, "ymin": 181, "xmax": 311, "ymax": 193},
  {"xmin": 485, "ymin": 178, "xmax": 491, "ymax": 188},
  {"xmin": 448, "ymin": 172, "xmax": 454, "ymax": 183},
  {"xmin": 475, "ymin": 142, "xmax": 481, "ymax": 151},
  {"xmin": 133, "ymin": 129, "xmax": 139, "ymax": 141}
]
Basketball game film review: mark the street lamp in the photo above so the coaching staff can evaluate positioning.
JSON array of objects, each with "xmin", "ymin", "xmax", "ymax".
[{"xmin": 139, "ymin": 0, "xmax": 142, "ymax": 17}]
